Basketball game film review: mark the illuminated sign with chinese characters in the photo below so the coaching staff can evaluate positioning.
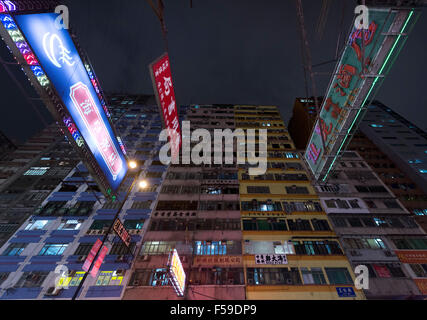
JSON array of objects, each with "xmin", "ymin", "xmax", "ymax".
[
  {"xmin": 90, "ymin": 245, "xmax": 109, "ymax": 278},
  {"xmin": 10, "ymin": 13, "xmax": 128, "ymax": 192},
  {"xmin": 168, "ymin": 249, "xmax": 186, "ymax": 297},
  {"xmin": 113, "ymin": 218, "xmax": 131, "ymax": 248},
  {"xmin": 149, "ymin": 53, "xmax": 181, "ymax": 161},
  {"xmin": 304, "ymin": 8, "xmax": 419, "ymax": 181}
]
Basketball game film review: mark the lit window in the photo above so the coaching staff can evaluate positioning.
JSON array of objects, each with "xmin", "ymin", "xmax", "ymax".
[
  {"xmin": 370, "ymin": 124, "xmax": 384, "ymax": 128},
  {"xmin": 413, "ymin": 209, "xmax": 427, "ymax": 216},
  {"xmin": 57, "ymin": 271, "xmax": 85, "ymax": 287},
  {"xmin": 95, "ymin": 271, "xmax": 124, "ymax": 286},
  {"xmin": 25, "ymin": 220, "xmax": 49, "ymax": 231},
  {"xmin": 2, "ymin": 243, "xmax": 27, "ymax": 256},
  {"xmin": 420, "ymin": 169, "xmax": 427, "ymax": 174},
  {"xmin": 58, "ymin": 220, "xmax": 82, "ymax": 231},
  {"xmin": 24, "ymin": 167, "xmax": 50, "ymax": 176},
  {"xmin": 195, "ymin": 241, "xmax": 226, "ymax": 255},
  {"xmin": 39, "ymin": 244, "xmax": 68, "ymax": 256}
]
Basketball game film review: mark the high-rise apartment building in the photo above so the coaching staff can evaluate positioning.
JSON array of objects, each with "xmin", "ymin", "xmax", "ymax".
[
  {"xmin": 349, "ymin": 130, "xmax": 427, "ymax": 232},
  {"xmin": 123, "ymin": 104, "xmax": 244, "ymax": 300},
  {"xmin": 287, "ymin": 98, "xmax": 322, "ymax": 150},
  {"xmin": 0, "ymin": 125, "xmax": 77, "ymax": 247},
  {"xmin": 316, "ymin": 151, "xmax": 427, "ymax": 299},
  {"xmin": 123, "ymin": 104, "xmax": 364, "ymax": 300},
  {"xmin": 0, "ymin": 94, "xmax": 180, "ymax": 300},
  {"xmin": 358, "ymin": 101, "xmax": 427, "ymax": 194},
  {"xmin": 288, "ymin": 99, "xmax": 427, "ymax": 228},
  {"xmin": 0, "ymin": 130, "xmax": 16, "ymax": 161},
  {"xmin": 236, "ymin": 105, "xmax": 363, "ymax": 300}
]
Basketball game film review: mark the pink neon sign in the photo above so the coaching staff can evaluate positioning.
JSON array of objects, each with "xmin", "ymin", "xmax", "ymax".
[{"xmin": 70, "ymin": 82, "xmax": 123, "ymax": 180}]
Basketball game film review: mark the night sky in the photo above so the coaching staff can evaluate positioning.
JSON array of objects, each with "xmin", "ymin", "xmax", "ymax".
[{"xmin": 0, "ymin": 0, "xmax": 426, "ymax": 144}]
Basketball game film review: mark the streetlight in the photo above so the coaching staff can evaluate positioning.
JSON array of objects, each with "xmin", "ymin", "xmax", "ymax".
[
  {"xmin": 139, "ymin": 180, "xmax": 148, "ymax": 189},
  {"xmin": 128, "ymin": 160, "xmax": 138, "ymax": 169}
]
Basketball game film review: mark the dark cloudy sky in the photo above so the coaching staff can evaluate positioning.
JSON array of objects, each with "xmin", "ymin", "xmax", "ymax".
[{"xmin": 0, "ymin": 0, "xmax": 426, "ymax": 144}]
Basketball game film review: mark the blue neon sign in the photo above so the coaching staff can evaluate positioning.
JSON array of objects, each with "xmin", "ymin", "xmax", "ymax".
[{"xmin": 15, "ymin": 13, "xmax": 127, "ymax": 191}]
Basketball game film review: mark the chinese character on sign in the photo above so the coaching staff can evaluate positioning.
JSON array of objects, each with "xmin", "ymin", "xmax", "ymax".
[
  {"xmin": 324, "ymin": 98, "xmax": 343, "ymax": 119},
  {"xmin": 149, "ymin": 53, "xmax": 181, "ymax": 159},
  {"xmin": 255, "ymin": 254, "xmax": 288, "ymax": 265},
  {"xmin": 164, "ymin": 77, "xmax": 172, "ymax": 96}
]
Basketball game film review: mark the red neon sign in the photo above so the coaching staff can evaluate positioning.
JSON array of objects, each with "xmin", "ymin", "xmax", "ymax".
[
  {"xmin": 82, "ymin": 239, "xmax": 102, "ymax": 272},
  {"xmin": 70, "ymin": 82, "xmax": 123, "ymax": 180},
  {"xmin": 149, "ymin": 53, "xmax": 181, "ymax": 161},
  {"xmin": 90, "ymin": 245, "xmax": 109, "ymax": 278}
]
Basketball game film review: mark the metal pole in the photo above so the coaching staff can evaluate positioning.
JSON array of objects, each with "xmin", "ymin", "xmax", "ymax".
[
  {"xmin": 295, "ymin": 0, "xmax": 327, "ymax": 152},
  {"xmin": 146, "ymin": 0, "xmax": 169, "ymax": 52},
  {"xmin": 71, "ymin": 167, "xmax": 142, "ymax": 300}
]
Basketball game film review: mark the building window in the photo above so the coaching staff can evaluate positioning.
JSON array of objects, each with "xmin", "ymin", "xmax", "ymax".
[
  {"xmin": 301, "ymin": 268, "xmax": 327, "ymax": 285},
  {"xmin": 247, "ymin": 268, "xmax": 302, "ymax": 285},
  {"xmin": 95, "ymin": 271, "xmax": 125, "ymax": 286},
  {"xmin": 343, "ymin": 238, "xmax": 386, "ymax": 250},
  {"xmin": 355, "ymin": 186, "xmax": 387, "ymax": 193},
  {"xmin": 247, "ymin": 186, "xmax": 270, "ymax": 194},
  {"xmin": 110, "ymin": 242, "xmax": 136, "ymax": 255},
  {"xmin": 288, "ymin": 219, "xmax": 312, "ymax": 231},
  {"xmin": 140, "ymin": 241, "xmax": 175, "ymax": 255},
  {"xmin": 25, "ymin": 220, "xmax": 49, "ymax": 231},
  {"xmin": 413, "ymin": 209, "xmax": 427, "ymax": 216},
  {"xmin": 24, "ymin": 167, "xmax": 50, "ymax": 176},
  {"xmin": 286, "ymin": 186, "xmax": 309, "ymax": 194},
  {"xmin": 39, "ymin": 244, "xmax": 68, "ymax": 256},
  {"xmin": 331, "ymin": 217, "xmax": 347, "ymax": 228},
  {"xmin": 393, "ymin": 238, "xmax": 427, "ymax": 250},
  {"xmin": 373, "ymin": 263, "xmax": 405, "ymax": 278},
  {"xmin": 348, "ymin": 218, "xmax": 363, "ymax": 227},
  {"xmin": 129, "ymin": 269, "xmax": 168, "ymax": 287},
  {"xmin": 311, "ymin": 219, "xmax": 331, "ymax": 231},
  {"xmin": 409, "ymin": 264, "xmax": 427, "ymax": 277},
  {"xmin": 189, "ymin": 268, "xmax": 244, "ymax": 285},
  {"xmin": 58, "ymin": 219, "xmax": 82, "ymax": 231},
  {"xmin": 0, "ymin": 272, "xmax": 9, "ymax": 286},
  {"xmin": 195, "ymin": 241, "xmax": 226, "ymax": 255},
  {"xmin": 131, "ymin": 201, "xmax": 152, "ymax": 210},
  {"xmin": 0, "ymin": 224, "xmax": 18, "ymax": 233},
  {"xmin": 74, "ymin": 243, "xmax": 93, "ymax": 256},
  {"xmin": 349, "ymin": 200, "xmax": 360, "ymax": 209},
  {"xmin": 124, "ymin": 220, "xmax": 144, "ymax": 230},
  {"xmin": 325, "ymin": 268, "xmax": 353, "ymax": 285},
  {"xmin": 15, "ymin": 271, "xmax": 49, "ymax": 288},
  {"xmin": 325, "ymin": 200, "xmax": 336, "ymax": 208},
  {"xmin": 2, "ymin": 243, "xmax": 27, "ymax": 256},
  {"xmin": 374, "ymin": 218, "xmax": 388, "ymax": 227},
  {"xmin": 57, "ymin": 271, "xmax": 85, "ymax": 287},
  {"xmin": 89, "ymin": 220, "xmax": 112, "ymax": 230}
]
